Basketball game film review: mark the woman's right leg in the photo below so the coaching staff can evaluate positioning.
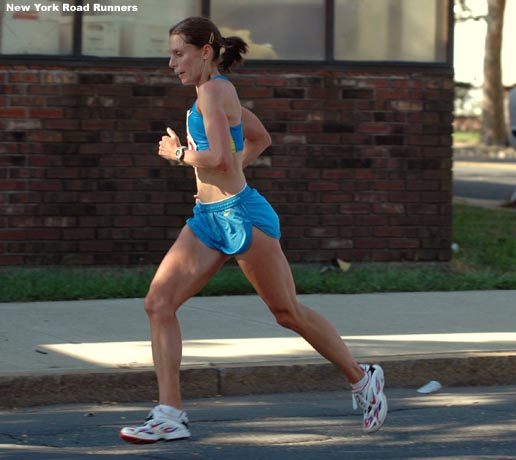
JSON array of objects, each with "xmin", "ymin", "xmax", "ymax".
[{"xmin": 144, "ymin": 225, "xmax": 228, "ymax": 408}]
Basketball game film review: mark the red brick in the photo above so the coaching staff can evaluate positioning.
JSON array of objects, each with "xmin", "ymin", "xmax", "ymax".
[
  {"xmin": 25, "ymin": 229, "xmax": 62, "ymax": 240},
  {"xmin": 253, "ymin": 169, "xmax": 287, "ymax": 179},
  {"xmin": 0, "ymin": 255, "xmax": 24, "ymax": 264},
  {"xmin": 362, "ymin": 78, "xmax": 391, "ymax": 88},
  {"xmin": 0, "ymin": 229, "xmax": 27, "ymax": 240},
  {"xmin": 374, "ymin": 227, "xmax": 405, "ymax": 237},
  {"xmin": 357, "ymin": 123, "xmax": 391, "ymax": 134},
  {"xmin": 0, "ymin": 180, "xmax": 25, "ymax": 191},
  {"xmin": 0, "ymin": 108, "xmax": 26, "ymax": 118},
  {"xmin": 320, "ymin": 238, "xmax": 353, "ymax": 249},
  {"xmin": 392, "ymin": 79, "xmax": 422, "ymax": 89},
  {"xmin": 321, "ymin": 170, "xmax": 354, "ymax": 180},
  {"xmin": 29, "ymin": 108, "xmax": 64, "ymax": 119},
  {"xmin": 321, "ymin": 193, "xmax": 353, "ymax": 203},
  {"xmin": 372, "ymin": 203, "xmax": 405, "ymax": 214},
  {"xmin": 388, "ymin": 239, "xmax": 420, "ymax": 249},
  {"xmin": 9, "ymin": 73, "xmax": 40, "ymax": 83},
  {"xmin": 27, "ymin": 131, "xmax": 63, "ymax": 142},
  {"xmin": 132, "ymin": 228, "xmax": 165, "ymax": 240},
  {"xmin": 355, "ymin": 238, "xmax": 387, "ymax": 249},
  {"xmin": 254, "ymin": 77, "xmax": 286, "ymax": 87},
  {"xmin": 372, "ymin": 251, "xmax": 402, "ymax": 262},
  {"xmin": 28, "ymin": 85, "xmax": 61, "ymax": 95},
  {"xmin": 113, "ymin": 216, "xmax": 147, "ymax": 227},
  {"xmin": 376, "ymin": 181, "xmax": 405, "ymax": 191},
  {"xmin": 255, "ymin": 99, "xmax": 290, "ymax": 110},
  {"xmin": 274, "ymin": 133, "xmax": 307, "ymax": 144},
  {"xmin": 79, "ymin": 241, "xmax": 114, "ymax": 252},
  {"xmin": 45, "ymin": 119, "xmax": 80, "ymax": 130},
  {"xmin": 308, "ymin": 88, "xmax": 341, "ymax": 99},
  {"xmin": 353, "ymin": 215, "xmax": 388, "ymax": 226},
  {"xmin": 308, "ymin": 182, "xmax": 340, "ymax": 192},
  {"xmin": 290, "ymin": 122, "xmax": 322, "ymax": 133},
  {"xmin": 45, "ymin": 168, "xmax": 80, "ymax": 180},
  {"xmin": 239, "ymin": 87, "xmax": 273, "ymax": 98},
  {"xmin": 42, "ymin": 71, "xmax": 78, "ymax": 84},
  {"xmin": 339, "ymin": 203, "xmax": 371, "ymax": 214}
]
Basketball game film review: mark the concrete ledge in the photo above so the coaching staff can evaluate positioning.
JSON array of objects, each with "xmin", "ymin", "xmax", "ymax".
[
  {"xmin": 2, "ymin": 352, "xmax": 516, "ymax": 409},
  {"xmin": 0, "ymin": 367, "xmax": 220, "ymax": 408}
]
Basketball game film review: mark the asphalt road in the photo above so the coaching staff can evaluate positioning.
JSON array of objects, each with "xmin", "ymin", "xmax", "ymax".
[
  {"xmin": 1, "ymin": 386, "xmax": 515, "ymax": 460},
  {"xmin": 453, "ymin": 160, "xmax": 516, "ymax": 203}
]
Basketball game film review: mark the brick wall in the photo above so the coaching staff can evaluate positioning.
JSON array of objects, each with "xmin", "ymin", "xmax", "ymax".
[{"xmin": 0, "ymin": 65, "xmax": 454, "ymax": 266}]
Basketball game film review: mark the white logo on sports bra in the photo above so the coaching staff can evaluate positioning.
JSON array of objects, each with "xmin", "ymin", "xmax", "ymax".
[{"xmin": 186, "ymin": 109, "xmax": 198, "ymax": 151}]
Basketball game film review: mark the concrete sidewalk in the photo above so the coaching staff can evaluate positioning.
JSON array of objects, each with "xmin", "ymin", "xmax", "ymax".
[{"xmin": 1, "ymin": 291, "xmax": 515, "ymax": 407}]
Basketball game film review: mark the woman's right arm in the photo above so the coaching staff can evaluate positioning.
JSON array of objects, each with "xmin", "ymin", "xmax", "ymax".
[{"xmin": 241, "ymin": 107, "xmax": 272, "ymax": 168}]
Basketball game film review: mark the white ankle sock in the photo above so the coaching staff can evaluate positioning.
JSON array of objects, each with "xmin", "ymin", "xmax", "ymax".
[
  {"xmin": 351, "ymin": 370, "xmax": 370, "ymax": 392},
  {"xmin": 157, "ymin": 404, "xmax": 184, "ymax": 420}
]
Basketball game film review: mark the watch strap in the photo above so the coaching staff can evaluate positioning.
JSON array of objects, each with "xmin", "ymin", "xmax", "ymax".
[{"xmin": 175, "ymin": 146, "xmax": 186, "ymax": 162}]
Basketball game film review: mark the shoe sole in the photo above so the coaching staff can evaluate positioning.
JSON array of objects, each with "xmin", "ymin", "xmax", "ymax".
[{"xmin": 119, "ymin": 429, "xmax": 191, "ymax": 444}]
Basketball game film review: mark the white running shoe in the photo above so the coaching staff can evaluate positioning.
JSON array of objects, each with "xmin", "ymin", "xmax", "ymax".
[
  {"xmin": 352, "ymin": 364, "xmax": 388, "ymax": 433},
  {"xmin": 119, "ymin": 406, "xmax": 191, "ymax": 444}
]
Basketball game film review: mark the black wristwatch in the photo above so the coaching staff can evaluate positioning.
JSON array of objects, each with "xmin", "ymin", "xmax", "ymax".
[{"xmin": 175, "ymin": 146, "xmax": 186, "ymax": 162}]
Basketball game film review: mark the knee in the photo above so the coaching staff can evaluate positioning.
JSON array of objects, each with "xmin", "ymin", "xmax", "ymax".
[
  {"xmin": 272, "ymin": 303, "xmax": 304, "ymax": 333},
  {"xmin": 274, "ymin": 311, "xmax": 297, "ymax": 331},
  {"xmin": 144, "ymin": 288, "xmax": 180, "ymax": 322}
]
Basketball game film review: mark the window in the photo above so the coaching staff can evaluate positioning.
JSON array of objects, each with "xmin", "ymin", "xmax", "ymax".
[
  {"xmin": 81, "ymin": 0, "xmax": 200, "ymax": 57},
  {"xmin": 0, "ymin": 0, "xmax": 73, "ymax": 55},
  {"xmin": 0, "ymin": 0, "xmax": 451, "ymax": 64},
  {"xmin": 0, "ymin": 0, "xmax": 202, "ymax": 57},
  {"xmin": 334, "ymin": 0, "xmax": 449, "ymax": 62},
  {"xmin": 211, "ymin": 0, "xmax": 325, "ymax": 60}
]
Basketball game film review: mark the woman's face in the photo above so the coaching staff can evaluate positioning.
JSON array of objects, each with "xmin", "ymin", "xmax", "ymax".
[{"xmin": 168, "ymin": 34, "xmax": 208, "ymax": 86}]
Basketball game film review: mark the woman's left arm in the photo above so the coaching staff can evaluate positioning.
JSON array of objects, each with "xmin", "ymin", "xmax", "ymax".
[{"xmin": 241, "ymin": 107, "xmax": 271, "ymax": 168}]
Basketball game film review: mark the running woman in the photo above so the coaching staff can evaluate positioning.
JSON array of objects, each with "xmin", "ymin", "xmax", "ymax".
[{"xmin": 119, "ymin": 16, "xmax": 387, "ymax": 444}]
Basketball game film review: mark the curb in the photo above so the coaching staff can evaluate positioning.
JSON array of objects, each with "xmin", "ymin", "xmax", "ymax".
[{"xmin": 2, "ymin": 352, "xmax": 516, "ymax": 409}]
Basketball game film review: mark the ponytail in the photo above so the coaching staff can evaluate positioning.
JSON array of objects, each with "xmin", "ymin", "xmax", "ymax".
[{"xmin": 219, "ymin": 36, "xmax": 248, "ymax": 72}]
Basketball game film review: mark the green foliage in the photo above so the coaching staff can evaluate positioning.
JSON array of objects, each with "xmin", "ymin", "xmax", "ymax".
[{"xmin": 0, "ymin": 205, "xmax": 514, "ymax": 302}]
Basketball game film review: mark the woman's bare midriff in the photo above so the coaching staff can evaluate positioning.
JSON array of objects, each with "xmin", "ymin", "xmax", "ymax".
[{"xmin": 194, "ymin": 152, "xmax": 247, "ymax": 203}]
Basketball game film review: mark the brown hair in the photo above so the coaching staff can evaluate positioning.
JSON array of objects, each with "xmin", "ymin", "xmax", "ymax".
[{"xmin": 169, "ymin": 17, "xmax": 248, "ymax": 72}]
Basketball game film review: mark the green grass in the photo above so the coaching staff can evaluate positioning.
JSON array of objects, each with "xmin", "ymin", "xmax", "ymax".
[
  {"xmin": 1, "ymin": 204, "xmax": 515, "ymax": 302},
  {"xmin": 452, "ymin": 204, "xmax": 516, "ymax": 272},
  {"xmin": 453, "ymin": 130, "xmax": 481, "ymax": 144}
]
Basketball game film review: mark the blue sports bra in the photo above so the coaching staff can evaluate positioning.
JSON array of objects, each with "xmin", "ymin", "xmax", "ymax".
[{"xmin": 186, "ymin": 75, "xmax": 244, "ymax": 152}]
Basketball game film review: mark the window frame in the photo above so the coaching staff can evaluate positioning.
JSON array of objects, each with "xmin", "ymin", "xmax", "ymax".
[{"xmin": 0, "ymin": 0, "xmax": 454, "ymax": 70}]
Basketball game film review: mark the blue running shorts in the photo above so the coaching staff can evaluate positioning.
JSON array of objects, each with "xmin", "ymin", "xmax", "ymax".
[{"xmin": 186, "ymin": 185, "xmax": 281, "ymax": 255}]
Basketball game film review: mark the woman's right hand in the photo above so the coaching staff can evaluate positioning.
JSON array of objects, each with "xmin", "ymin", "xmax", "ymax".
[{"xmin": 158, "ymin": 127, "xmax": 181, "ymax": 162}]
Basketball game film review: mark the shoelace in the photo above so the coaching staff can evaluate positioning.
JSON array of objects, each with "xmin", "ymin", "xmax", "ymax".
[
  {"xmin": 145, "ymin": 408, "xmax": 189, "ymax": 426},
  {"xmin": 352, "ymin": 367, "xmax": 372, "ymax": 411},
  {"xmin": 352, "ymin": 390, "xmax": 368, "ymax": 411}
]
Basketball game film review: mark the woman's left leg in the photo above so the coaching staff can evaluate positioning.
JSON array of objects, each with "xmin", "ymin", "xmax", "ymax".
[{"xmin": 235, "ymin": 228, "xmax": 364, "ymax": 384}]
